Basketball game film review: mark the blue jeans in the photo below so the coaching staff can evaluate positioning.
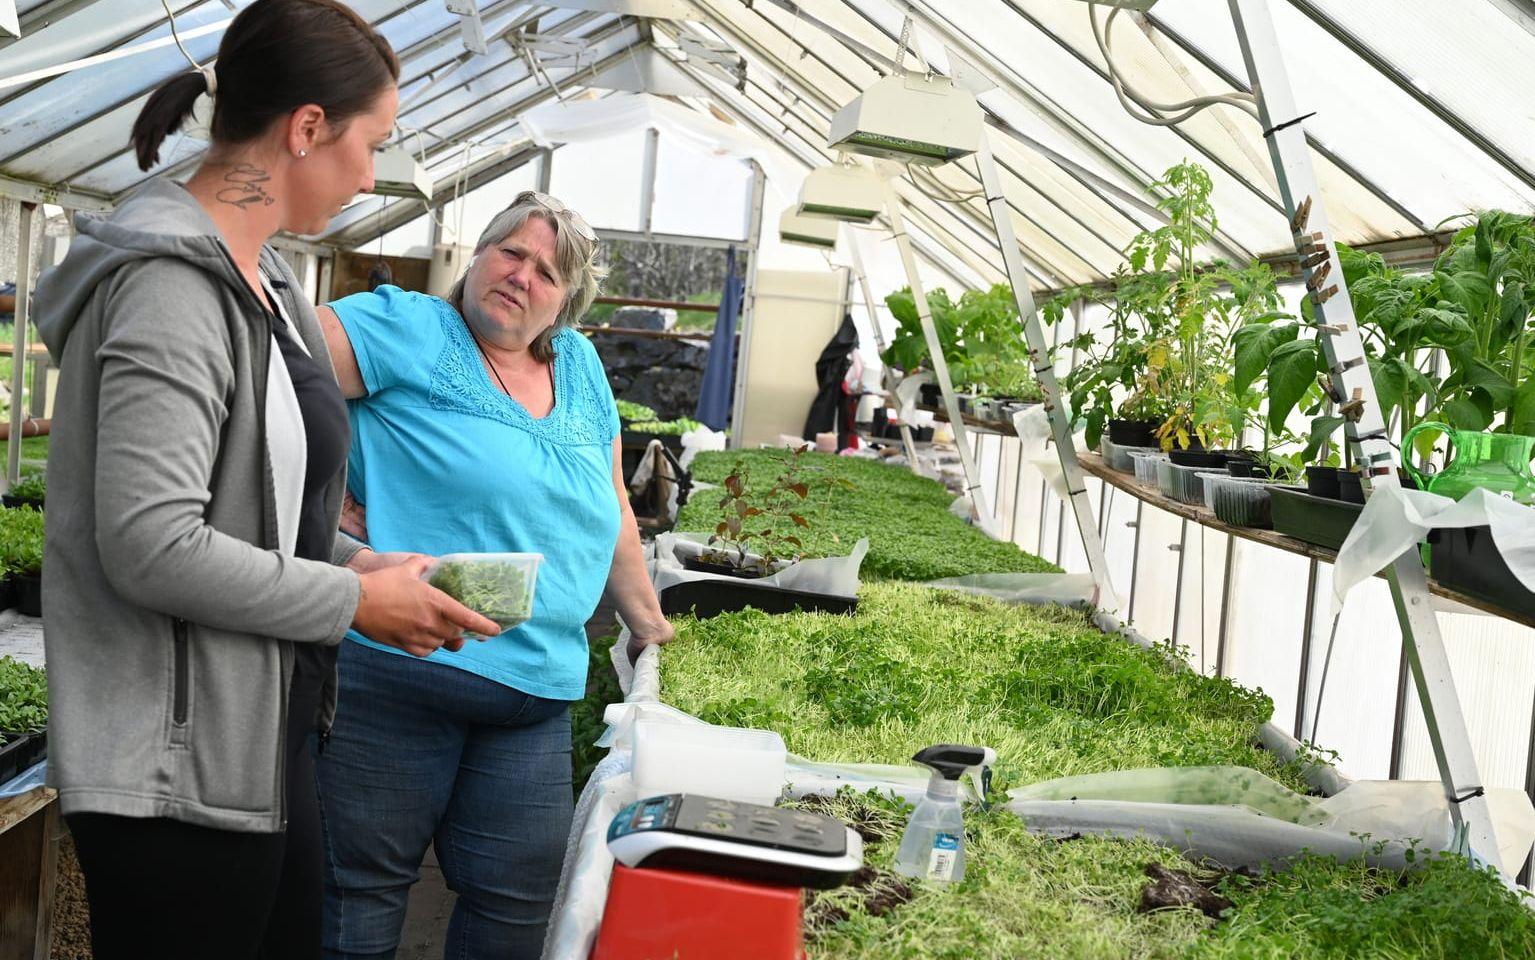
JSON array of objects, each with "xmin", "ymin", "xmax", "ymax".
[{"xmin": 316, "ymin": 641, "xmax": 574, "ymax": 960}]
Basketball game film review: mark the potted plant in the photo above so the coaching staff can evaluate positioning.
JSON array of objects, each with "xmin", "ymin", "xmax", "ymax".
[
  {"xmin": 2, "ymin": 473, "xmax": 45, "ymax": 511},
  {"xmin": 882, "ymin": 283, "xmax": 1043, "ymax": 419},
  {"xmin": 1047, "ymin": 162, "xmax": 1288, "ymax": 458},
  {"xmin": 0, "ymin": 655, "xmax": 48, "ymax": 786},
  {"xmin": 665, "ymin": 448, "xmax": 860, "ymax": 617},
  {"xmin": 0, "ymin": 506, "xmax": 44, "ymax": 618}
]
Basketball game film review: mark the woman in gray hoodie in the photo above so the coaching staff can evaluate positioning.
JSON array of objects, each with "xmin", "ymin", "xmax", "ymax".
[{"xmin": 33, "ymin": 3, "xmax": 498, "ymax": 958}]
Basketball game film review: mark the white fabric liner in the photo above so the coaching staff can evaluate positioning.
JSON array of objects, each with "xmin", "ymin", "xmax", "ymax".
[
  {"xmin": 647, "ymin": 531, "xmax": 869, "ymax": 599},
  {"xmin": 1330, "ymin": 485, "xmax": 1535, "ymax": 616}
]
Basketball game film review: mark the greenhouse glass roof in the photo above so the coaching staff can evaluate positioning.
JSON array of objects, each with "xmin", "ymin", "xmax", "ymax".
[{"xmin": 3, "ymin": 0, "xmax": 1533, "ymax": 287}]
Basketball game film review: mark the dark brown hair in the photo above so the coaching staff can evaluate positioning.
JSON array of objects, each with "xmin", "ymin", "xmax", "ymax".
[{"xmin": 131, "ymin": 0, "xmax": 401, "ymax": 171}]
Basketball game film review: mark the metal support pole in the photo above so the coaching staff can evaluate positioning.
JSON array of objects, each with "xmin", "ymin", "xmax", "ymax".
[
  {"xmin": 1231, "ymin": 0, "xmax": 1502, "ymax": 871},
  {"xmin": 973, "ymin": 134, "xmax": 1116, "ymax": 602},
  {"xmin": 7, "ymin": 201, "xmax": 35, "ymax": 489},
  {"xmin": 728, "ymin": 161, "xmax": 767, "ymax": 448},
  {"xmin": 881, "ymin": 181, "xmax": 990, "ymax": 518},
  {"xmin": 847, "ymin": 231, "xmax": 920, "ymax": 471},
  {"xmin": 639, "ymin": 127, "xmax": 660, "ymax": 236},
  {"xmin": 536, "ymin": 147, "xmax": 554, "ymax": 194}
]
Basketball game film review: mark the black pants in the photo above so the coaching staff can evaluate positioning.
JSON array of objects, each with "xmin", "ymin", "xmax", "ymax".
[{"xmin": 68, "ymin": 691, "xmax": 324, "ymax": 960}]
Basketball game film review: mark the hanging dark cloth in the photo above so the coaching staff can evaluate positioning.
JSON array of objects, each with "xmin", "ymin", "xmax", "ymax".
[
  {"xmin": 694, "ymin": 248, "xmax": 743, "ymax": 431},
  {"xmin": 802, "ymin": 313, "xmax": 860, "ymax": 451}
]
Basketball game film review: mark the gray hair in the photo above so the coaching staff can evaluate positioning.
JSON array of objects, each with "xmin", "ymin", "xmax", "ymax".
[{"xmin": 447, "ymin": 194, "xmax": 606, "ymax": 362}]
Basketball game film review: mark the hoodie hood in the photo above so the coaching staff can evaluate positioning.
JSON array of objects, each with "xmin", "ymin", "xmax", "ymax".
[{"xmin": 34, "ymin": 179, "xmax": 249, "ymax": 360}]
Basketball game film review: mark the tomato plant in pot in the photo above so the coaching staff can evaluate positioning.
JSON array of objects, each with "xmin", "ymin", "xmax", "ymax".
[{"xmin": 1048, "ymin": 162, "xmax": 1285, "ymax": 460}]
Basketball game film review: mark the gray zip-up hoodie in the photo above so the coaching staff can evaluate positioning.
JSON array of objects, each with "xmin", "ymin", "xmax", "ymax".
[{"xmin": 36, "ymin": 179, "xmax": 363, "ymax": 832}]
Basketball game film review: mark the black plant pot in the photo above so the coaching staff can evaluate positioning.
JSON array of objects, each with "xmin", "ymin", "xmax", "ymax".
[
  {"xmin": 1337, "ymin": 470, "xmax": 1365, "ymax": 505},
  {"xmin": 0, "ymin": 727, "xmax": 46, "ymax": 786},
  {"xmin": 1305, "ymin": 465, "xmax": 1341, "ymax": 500},
  {"xmin": 913, "ymin": 426, "xmax": 934, "ymax": 442},
  {"xmin": 0, "ymin": 495, "xmax": 41, "ymax": 510},
  {"xmin": 1226, "ymin": 459, "xmax": 1271, "ymax": 479},
  {"xmin": 0, "ymin": 576, "xmax": 14, "ymax": 613},
  {"xmin": 918, "ymin": 383, "xmax": 942, "ymax": 407},
  {"xmin": 1107, "ymin": 419, "xmax": 1159, "ymax": 448},
  {"xmin": 682, "ymin": 555, "xmax": 767, "ymax": 580},
  {"xmin": 1429, "ymin": 526, "xmax": 1535, "ymax": 620},
  {"xmin": 13, "ymin": 574, "xmax": 40, "ymax": 618},
  {"xmin": 871, "ymin": 407, "xmax": 889, "ymax": 436},
  {"xmin": 1168, "ymin": 448, "xmax": 1232, "ymax": 469}
]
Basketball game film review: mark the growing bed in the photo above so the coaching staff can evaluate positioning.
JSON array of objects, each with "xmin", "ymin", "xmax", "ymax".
[
  {"xmin": 653, "ymin": 585, "xmax": 1535, "ymax": 959},
  {"xmin": 677, "ymin": 450, "xmax": 1059, "ymax": 582}
]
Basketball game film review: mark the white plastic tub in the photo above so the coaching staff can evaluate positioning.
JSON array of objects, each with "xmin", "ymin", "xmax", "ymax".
[
  {"xmin": 423, "ymin": 552, "xmax": 543, "ymax": 637},
  {"xmin": 631, "ymin": 719, "xmax": 787, "ymax": 807}
]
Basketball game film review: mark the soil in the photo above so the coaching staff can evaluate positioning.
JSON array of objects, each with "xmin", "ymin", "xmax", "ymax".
[
  {"xmin": 51, "ymin": 827, "xmax": 92, "ymax": 960},
  {"xmin": 1137, "ymin": 862, "xmax": 1235, "ymax": 920},
  {"xmin": 805, "ymin": 863, "xmax": 915, "ymax": 928}
]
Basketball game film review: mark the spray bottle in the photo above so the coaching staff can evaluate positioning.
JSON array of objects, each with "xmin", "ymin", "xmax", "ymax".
[{"xmin": 893, "ymin": 743, "xmax": 995, "ymax": 884}]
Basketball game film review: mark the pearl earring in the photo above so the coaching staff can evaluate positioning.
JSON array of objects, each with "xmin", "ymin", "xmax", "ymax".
[{"xmin": 298, "ymin": 150, "xmax": 308, "ymax": 158}]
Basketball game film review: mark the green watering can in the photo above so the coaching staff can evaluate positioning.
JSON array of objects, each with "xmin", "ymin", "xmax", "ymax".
[{"xmin": 1401, "ymin": 422, "xmax": 1535, "ymax": 504}]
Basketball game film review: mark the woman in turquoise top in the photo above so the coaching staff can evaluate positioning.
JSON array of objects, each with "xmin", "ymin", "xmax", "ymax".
[{"xmin": 314, "ymin": 191, "xmax": 672, "ymax": 959}]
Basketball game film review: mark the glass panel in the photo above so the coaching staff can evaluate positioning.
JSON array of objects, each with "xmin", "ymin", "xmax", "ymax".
[
  {"xmin": 649, "ymin": 134, "xmax": 751, "ymax": 240},
  {"xmin": 548, "ymin": 128, "xmax": 646, "ymax": 232}
]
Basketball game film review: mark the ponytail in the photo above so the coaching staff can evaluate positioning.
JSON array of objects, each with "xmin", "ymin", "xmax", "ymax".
[
  {"xmin": 128, "ymin": 0, "xmax": 399, "ymax": 174},
  {"xmin": 131, "ymin": 71, "xmax": 209, "ymax": 171}
]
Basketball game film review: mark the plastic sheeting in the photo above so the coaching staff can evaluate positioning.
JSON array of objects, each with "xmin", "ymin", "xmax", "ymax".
[
  {"xmin": 1008, "ymin": 765, "xmax": 1535, "ymax": 873},
  {"xmin": 926, "ymin": 571, "xmax": 1098, "ymax": 608},
  {"xmin": 1330, "ymin": 485, "xmax": 1535, "ymax": 615},
  {"xmin": 647, "ymin": 531, "xmax": 868, "ymax": 599}
]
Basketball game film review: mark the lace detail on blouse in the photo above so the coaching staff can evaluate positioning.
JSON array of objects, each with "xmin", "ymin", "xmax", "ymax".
[{"xmin": 426, "ymin": 297, "xmax": 615, "ymax": 447}]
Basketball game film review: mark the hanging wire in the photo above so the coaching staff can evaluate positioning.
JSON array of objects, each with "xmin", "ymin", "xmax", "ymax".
[
  {"xmin": 160, "ymin": 0, "xmax": 201, "ymax": 70},
  {"xmin": 906, "ymin": 162, "xmax": 984, "ymax": 203},
  {"xmin": 1088, "ymin": 1, "xmax": 1259, "ymax": 126}
]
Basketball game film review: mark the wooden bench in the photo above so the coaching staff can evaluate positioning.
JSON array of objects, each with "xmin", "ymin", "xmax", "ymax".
[{"xmin": 0, "ymin": 786, "xmax": 59, "ymax": 960}]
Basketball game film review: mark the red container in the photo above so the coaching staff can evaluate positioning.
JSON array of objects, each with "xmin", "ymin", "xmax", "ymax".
[{"xmin": 591, "ymin": 864, "xmax": 807, "ymax": 960}]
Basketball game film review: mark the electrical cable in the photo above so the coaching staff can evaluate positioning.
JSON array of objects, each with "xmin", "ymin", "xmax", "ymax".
[
  {"xmin": 1088, "ymin": 2, "xmax": 1259, "ymax": 127},
  {"xmin": 906, "ymin": 163, "xmax": 984, "ymax": 203},
  {"xmin": 160, "ymin": 0, "xmax": 201, "ymax": 71}
]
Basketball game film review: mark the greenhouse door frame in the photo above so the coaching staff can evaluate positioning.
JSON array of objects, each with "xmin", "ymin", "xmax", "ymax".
[{"xmin": 1229, "ymin": 0, "xmax": 1504, "ymax": 874}]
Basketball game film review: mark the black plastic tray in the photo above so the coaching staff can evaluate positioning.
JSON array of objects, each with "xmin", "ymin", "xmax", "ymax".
[
  {"xmin": 0, "ymin": 728, "xmax": 46, "ymax": 787},
  {"xmin": 1268, "ymin": 487, "xmax": 1363, "ymax": 551},
  {"xmin": 659, "ymin": 579, "xmax": 857, "ymax": 619},
  {"xmin": 621, "ymin": 430, "xmax": 684, "ymax": 453},
  {"xmin": 1429, "ymin": 526, "xmax": 1535, "ymax": 620}
]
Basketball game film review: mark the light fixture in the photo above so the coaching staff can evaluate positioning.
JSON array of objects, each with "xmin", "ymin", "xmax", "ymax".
[
  {"xmin": 796, "ymin": 163, "xmax": 884, "ymax": 223},
  {"xmin": 369, "ymin": 146, "xmax": 433, "ymax": 201},
  {"xmin": 778, "ymin": 207, "xmax": 840, "ymax": 249},
  {"xmin": 828, "ymin": 72, "xmax": 983, "ymax": 166}
]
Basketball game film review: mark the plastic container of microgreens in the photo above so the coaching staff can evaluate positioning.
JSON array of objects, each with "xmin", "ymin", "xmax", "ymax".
[{"xmin": 422, "ymin": 552, "xmax": 543, "ymax": 638}]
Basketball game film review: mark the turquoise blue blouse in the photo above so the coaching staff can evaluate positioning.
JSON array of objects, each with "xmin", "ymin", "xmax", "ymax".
[{"xmin": 332, "ymin": 285, "xmax": 620, "ymax": 701}]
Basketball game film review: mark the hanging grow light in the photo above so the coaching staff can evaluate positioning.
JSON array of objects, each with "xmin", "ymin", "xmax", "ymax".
[
  {"xmin": 779, "ymin": 207, "xmax": 840, "ymax": 249},
  {"xmin": 796, "ymin": 163, "xmax": 884, "ymax": 223},
  {"xmin": 828, "ymin": 73, "xmax": 982, "ymax": 166},
  {"xmin": 370, "ymin": 146, "xmax": 433, "ymax": 202}
]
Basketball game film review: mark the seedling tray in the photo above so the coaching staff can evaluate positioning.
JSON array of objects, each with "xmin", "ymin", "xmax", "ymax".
[
  {"xmin": 0, "ymin": 728, "xmax": 46, "ymax": 787},
  {"xmin": 1208, "ymin": 479, "xmax": 1298, "ymax": 530},
  {"xmin": 1428, "ymin": 525, "xmax": 1535, "ymax": 621},
  {"xmin": 621, "ymin": 431, "xmax": 684, "ymax": 453},
  {"xmin": 1268, "ymin": 487, "xmax": 1363, "ymax": 551},
  {"xmin": 659, "ymin": 579, "xmax": 857, "ymax": 619},
  {"xmin": 1101, "ymin": 437, "xmax": 1157, "ymax": 474}
]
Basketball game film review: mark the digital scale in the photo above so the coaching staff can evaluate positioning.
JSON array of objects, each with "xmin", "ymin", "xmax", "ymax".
[{"xmin": 606, "ymin": 793, "xmax": 863, "ymax": 890}]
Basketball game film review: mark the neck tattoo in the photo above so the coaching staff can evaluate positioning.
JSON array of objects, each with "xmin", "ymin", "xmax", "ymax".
[{"xmin": 215, "ymin": 164, "xmax": 277, "ymax": 210}]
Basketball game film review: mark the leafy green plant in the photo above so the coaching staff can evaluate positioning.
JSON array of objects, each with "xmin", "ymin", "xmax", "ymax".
[
  {"xmin": 881, "ymin": 283, "xmax": 1044, "ymax": 401},
  {"xmin": 679, "ymin": 450, "xmax": 1058, "ymax": 580},
  {"xmin": 572, "ymin": 630, "xmax": 623, "ymax": 797},
  {"xmin": 615, "ymin": 399, "xmax": 658, "ymax": 423},
  {"xmin": 1047, "ymin": 162, "xmax": 1289, "ymax": 451},
  {"xmin": 0, "ymin": 655, "xmax": 47, "ymax": 734},
  {"xmin": 0, "ymin": 506, "xmax": 44, "ymax": 578},
  {"xmin": 7, "ymin": 472, "xmax": 45, "ymax": 508},
  {"xmin": 627, "ymin": 417, "xmax": 702, "ymax": 436},
  {"xmin": 427, "ymin": 557, "xmax": 533, "ymax": 633}
]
